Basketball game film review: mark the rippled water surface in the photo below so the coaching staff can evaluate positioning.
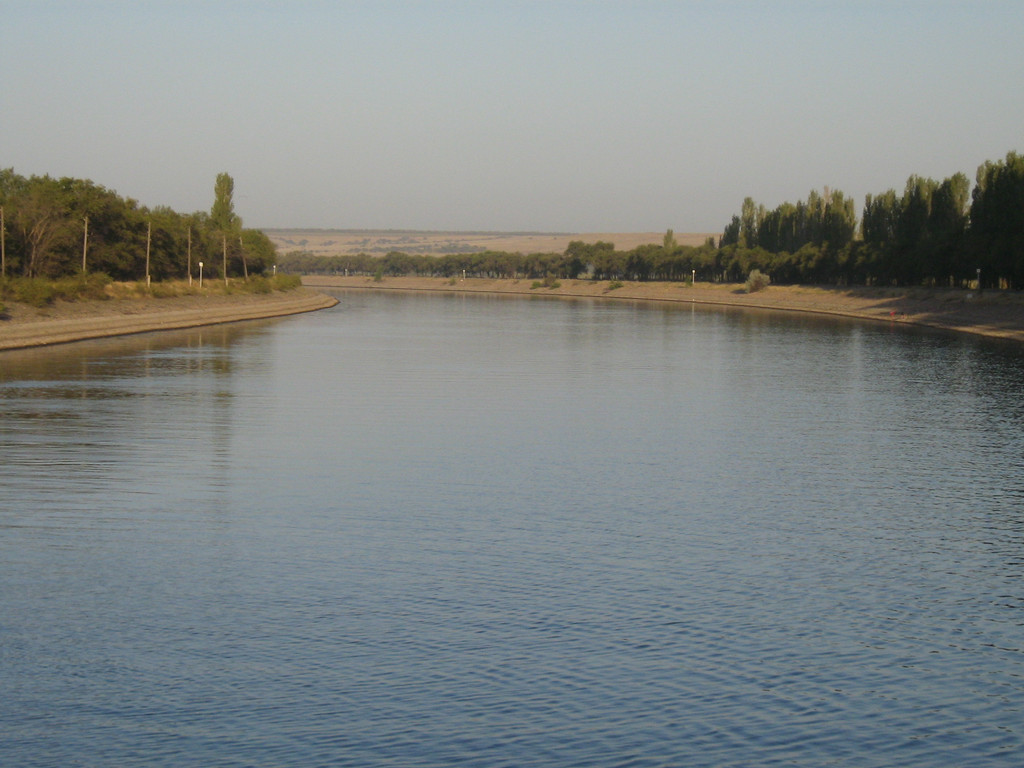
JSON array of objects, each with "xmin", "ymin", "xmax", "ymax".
[{"xmin": 2, "ymin": 290, "xmax": 1024, "ymax": 766}]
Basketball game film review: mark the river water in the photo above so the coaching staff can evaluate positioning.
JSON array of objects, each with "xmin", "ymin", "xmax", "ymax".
[{"xmin": 2, "ymin": 289, "xmax": 1023, "ymax": 766}]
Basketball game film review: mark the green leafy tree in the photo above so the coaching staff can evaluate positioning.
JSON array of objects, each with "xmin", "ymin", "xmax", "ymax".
[
  {"xmin": 970, "ymin": 152, "xmax": 1024, "ymax": 288},
  {"xmin": 720, "ymin": 215, "xmax": 740, "ymax": 247},
  {"xmin": 211, "ymin": 172, "xmax": 240, "ymax": 233},
  {"xmin": 739, "ymin": 197, "xmax": 759, "ymax": 248},
  {"xmin": 210, "ymin": 172, "xmax": 244, "ymax": 278},
  {"xmin": 10, "ymin": 175, "xmax": 74, "ymax": 277},
  {"xmin": 929, "ymin": 173, "xmax": 970, "ymax": 284},
  {"xmin": 241, "ymin": 229, "xmax": 277, "ymax": 275}
]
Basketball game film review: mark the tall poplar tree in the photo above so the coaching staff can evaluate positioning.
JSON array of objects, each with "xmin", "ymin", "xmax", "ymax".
[
  {"xmin": 211, "ymin": 172, "xmax": 244, "ymax": 278},
  {"xmin": 211, "ymin": 172, "xmax": 239, "ymax": 233}
]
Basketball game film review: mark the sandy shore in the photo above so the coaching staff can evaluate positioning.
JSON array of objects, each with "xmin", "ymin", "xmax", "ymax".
[
  {"xmin": 0, "ymin": 288, "xmax": 338, "ymax": 351},
  {"xmin": 305, "ymin": 275, "xmax": 1024, "ymax": 344}
]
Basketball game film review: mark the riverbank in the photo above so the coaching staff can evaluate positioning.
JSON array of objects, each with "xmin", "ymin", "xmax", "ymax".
[
  {"xmin": 304, "ymin": 275, "xmax": 1024, "ymax": 343},
  {"xmin": 0, "ymin": 288, "xmax": 338, "ymax": 351}
]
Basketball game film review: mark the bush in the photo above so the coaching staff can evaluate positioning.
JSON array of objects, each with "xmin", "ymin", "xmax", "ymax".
[
  {"xmin": 0, "ymin": 273, "xmax": 113, "ymax": 306},
  {"xmin": 13, "ymin": 279, "xmax": 57, "ymax": 307},
  {"xmin": 248, "ymin": 276, "xmax": 274, "ymax": 294},
  {"xmin": 745, "ymin": 269, "xmax": 770, "ymax": 293},
  {"xmin": 531, "ymin": 275, "xmax": 561, "ymax": 290},
  {"xmin": 2, "ymin": 274, "xmax": 114, "ymax": 306},
  {"xmin": 607, "ymin": 280, "xmax": 624, "ymax": 291},
  {"xmin": 74, "ymin": 273, "xmax": 113, "ymax": 300},
  {"xmin": 270, "ymin": 273, "xmax": 302, "ymax": 291}
]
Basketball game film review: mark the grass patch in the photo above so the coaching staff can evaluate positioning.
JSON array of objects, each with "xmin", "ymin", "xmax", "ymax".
[
  {"xmin": 0, "ymin": 273, "xmax": 113, "ymax": 307},
  {"xmin": 3, "ymin": 273, "xmax": 304, "ymax": 305}
]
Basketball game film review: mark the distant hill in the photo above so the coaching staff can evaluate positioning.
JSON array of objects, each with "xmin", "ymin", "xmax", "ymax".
[{"xmin": 263, "ymin": 229, "xmax": 716, "ymax": 256}]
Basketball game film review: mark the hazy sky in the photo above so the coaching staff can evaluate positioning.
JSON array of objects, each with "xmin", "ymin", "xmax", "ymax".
[{"xmin": 3, "ymin": 1, "xmax": 1022, "ymax": 233}]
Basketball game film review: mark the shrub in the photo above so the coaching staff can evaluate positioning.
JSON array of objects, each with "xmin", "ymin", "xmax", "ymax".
[
  {"xmin": 270, "ymin": 273, "xmax": 302, "ymax": 291},
  {"xmin": 248, "ymin": 276, "xmax": 274, "ymax": 294},
  {"xmin": 607, "ymin": 280, "xmax": 624, "ymax": 291},
  {"xmin": 533, "ymin": 275, "xmax": 561, "ymax": 290},
  {"xmin": 745, "ymin": 269, "xmax": 770, "ymax": 293},
  {"xmin": 0, "ymin": 275, "xmax": 112, "ymax": 306},
  {"xmin": 13, "ymin": 279, "xmax": 57, "ymax": 307},
  {"xmin": 49, "ymin": 273, "xmax": 113, "ymax": 301}
]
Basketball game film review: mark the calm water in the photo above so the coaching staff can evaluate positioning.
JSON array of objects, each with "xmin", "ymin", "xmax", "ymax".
[{"xmin": 2, "ymin": 290, "xmax": 1023, "ymax": 767}]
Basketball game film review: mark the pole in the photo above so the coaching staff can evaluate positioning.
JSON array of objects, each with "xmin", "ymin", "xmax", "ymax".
[
  {"xmin": 239, "ymin": 234, "xmax": 248, "ymax": 281},
  {"xmin": 145, "ymin": 220, "xmax": 152, "ymax": 286},
  {"xmin": 222, "ymin": 235, "xmax": 228, "ymax": 286},
  {"xmin": 187, "ymin": 227, "xmax": 192, "ymax": 286},
  {"xmin": 82, "ymin": 216, "xmax": 89, "ymax": 273},
  {"xmin": 199, "ymin": 261, "xmax": 204, "ymax": 288}
]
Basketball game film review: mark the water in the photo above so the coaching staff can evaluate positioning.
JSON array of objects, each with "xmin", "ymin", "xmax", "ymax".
[{"xmin": 2, "ymin": 290, "xmax": 1023, "ymax": 766}]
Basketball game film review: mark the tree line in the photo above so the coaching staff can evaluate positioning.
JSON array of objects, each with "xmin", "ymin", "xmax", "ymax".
[
  {"xmin": 0, "ymin": 170, "xmax": 275, "ymax": 282},
  {"xmin": 279, "ymin": 235, "xmax": 731, "ymax": 283},
  {"xmin": 8, "ymin": 150, "xmax": 1019, "ymax": 290},
  {"xmin": 282, "ymin": 151, "xmax": 1024, "ymax": 290},
  {"xmin": 282, "ymin": 150, "xmax": 1022, "ymax": 289},
  {"xmin": 718, "ymin": 150, "xmax": 1024, "ymax": 288}
]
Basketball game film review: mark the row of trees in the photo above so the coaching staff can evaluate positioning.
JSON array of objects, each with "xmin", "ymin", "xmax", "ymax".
[
  {"xmin": 721, "ymin": 188, "xmax": 858, "ymax": 255},
  {"xmin": 11, "ymin": 150, "xmax": 1018, "ymax": 289},
  {"xmin": 720, "ymin": 151, "xmax": 1024, "ymax": 288},
  {"xmin": 281, "ymin": 238, "xmax": 752, "ymax": 283},
  {"xmin": 279, "ymin": 237, "xmax": 925, "ymax": 286},
  {"xmin": 285, "ymin": 150, "xmax": 1022, "ymax": 289},
  {"xmin": 0, "ymin": 170, "xmax": 275, "ymax": 281}
]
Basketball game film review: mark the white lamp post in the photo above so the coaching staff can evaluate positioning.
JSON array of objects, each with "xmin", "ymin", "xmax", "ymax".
[{"xmin": 199, "ymin": 261, "xmax": 204, "ymax": 288}]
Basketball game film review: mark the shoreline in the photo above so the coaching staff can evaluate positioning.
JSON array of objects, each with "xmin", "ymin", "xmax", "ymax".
[
  {"xmin": 2, "ymin": 276, "xmax": 1020, "ymax": 350},
  {"xmin": 304, "ymin": 275, "xmax": 1024, "ymax": 344},
  {"xmin": 0, "ymin": 288, "xmax": 338, "ymax": 352}
]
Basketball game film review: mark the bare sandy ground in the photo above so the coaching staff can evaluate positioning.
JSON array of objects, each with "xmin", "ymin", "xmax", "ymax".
[
  {"xmin": 0, "ymin": 289, "xmax": 338, "ymax": 351},
  {"xmin": 304, "ymin": 275, "xmax": 1024, "ymax": 344}
]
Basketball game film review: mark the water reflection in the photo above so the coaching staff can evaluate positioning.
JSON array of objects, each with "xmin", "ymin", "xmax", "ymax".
[
  {"xmin": 2, "ymin": 292, "xmax": 1024, "ymax": 767},
  {"xmin": 0, "ymin": 324, "xmax": 284, "ymax": 524}
]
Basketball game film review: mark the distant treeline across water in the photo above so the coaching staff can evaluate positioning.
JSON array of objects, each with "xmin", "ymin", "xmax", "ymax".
[{"xmin": 284, "ymin": 150, "xmax": 1024, "ymax": 289}]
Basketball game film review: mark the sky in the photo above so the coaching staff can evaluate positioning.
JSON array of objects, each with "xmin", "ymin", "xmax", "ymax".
[{"xmin": 2, "ymin": 1, "xmax": 1022, "ymax": 233}]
